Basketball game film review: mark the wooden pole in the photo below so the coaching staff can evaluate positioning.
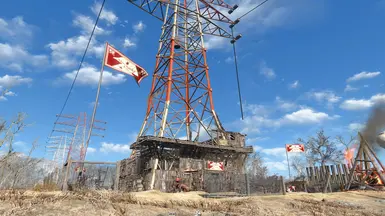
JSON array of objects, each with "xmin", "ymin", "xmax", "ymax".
[
  {"xmin": 114, "ymin": 161, "xmax": 121, "ymax": 191},
  {"xmin": 280, "ymin": 176, "xmax": 286, "ymax": 195},
  {"xmin": 150, "ymin": 158, "xmax": 159, "ymax": 190},
  {"xmin": 285, "ymin": 148, "xmax": 291, "ymax": 180},
  {"xmin": 62, "ymin": 159, "xmax": 72, "ymax": 191}
]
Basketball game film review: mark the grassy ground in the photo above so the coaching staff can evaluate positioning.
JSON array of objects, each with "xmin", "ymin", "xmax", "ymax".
[{"xmin": 0, "ymin": 189, "xmax": 384, "ymax": 216}]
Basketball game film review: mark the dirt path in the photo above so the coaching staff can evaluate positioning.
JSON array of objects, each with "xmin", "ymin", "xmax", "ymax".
[{"xmin": 0, "ymin": 190, "xmax": 384, "ymax": 215}]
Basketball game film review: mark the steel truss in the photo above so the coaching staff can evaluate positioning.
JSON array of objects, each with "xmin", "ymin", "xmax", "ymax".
[{"xmin": 128, "ymin": 0, "xmax": 238, "ymax": 142}]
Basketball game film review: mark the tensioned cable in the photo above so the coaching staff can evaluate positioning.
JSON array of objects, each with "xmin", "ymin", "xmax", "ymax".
[
  {"xmin": 231, "ymin": 27, "xmax": 244, "ymax": 120},
  {"xmin": 238, "ymin": 0, "xmax": 270, "ymax": 20},
  {"xmin": 46, "ymin": 0, "xmax": 107, "ymax": 142}
]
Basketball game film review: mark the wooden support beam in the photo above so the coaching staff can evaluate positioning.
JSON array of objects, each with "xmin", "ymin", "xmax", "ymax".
[
  {"xmin": 150, "ymin": 158, "xmax": 159, "ymax": 190},
  {"xmin": 114, "ymin": 161, "xmax": 121, "ymax": 191},
  {"xmin": 280, "ymin": 176, "xmax": 286, "ymax": 195}
]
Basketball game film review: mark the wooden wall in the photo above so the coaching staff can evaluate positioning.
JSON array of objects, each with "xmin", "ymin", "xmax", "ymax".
[{"xmin": 306, "ymin": 164, "xmax": 357, "ymax": 191}]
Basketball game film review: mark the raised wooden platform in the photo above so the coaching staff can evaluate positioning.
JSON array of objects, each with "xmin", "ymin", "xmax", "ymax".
[{"xmin": 130, "ymin": 135, "xmax": 253, "ymax": 153}]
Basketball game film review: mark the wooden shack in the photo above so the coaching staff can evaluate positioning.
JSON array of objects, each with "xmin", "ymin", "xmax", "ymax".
[{"xmin": 118, "ymin": 131, "xmax": 253, "ymax": 193}]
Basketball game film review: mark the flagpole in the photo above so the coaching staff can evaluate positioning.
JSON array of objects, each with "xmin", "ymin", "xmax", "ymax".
[
  {"xmin": 285, "ymin": 145, "xmax": 292, "ymax": 180},
  {"xmin": 82, "ymin": 42, "xmax": 108, "ymax": 162}
]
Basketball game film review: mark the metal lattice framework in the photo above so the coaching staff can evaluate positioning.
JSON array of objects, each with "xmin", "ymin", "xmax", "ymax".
[
  {"xmin": 128, "ymin": 0, "xmax": 238, "ymax": 142},
  {"xmin": 48, "ymin": 113, "xmax": 106, "ymax": 167}
]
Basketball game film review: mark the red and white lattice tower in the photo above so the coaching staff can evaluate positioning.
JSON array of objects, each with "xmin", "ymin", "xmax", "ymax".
[{"xmin": 128, "ymin": 0, "xmax": 239, "ymax": 142}]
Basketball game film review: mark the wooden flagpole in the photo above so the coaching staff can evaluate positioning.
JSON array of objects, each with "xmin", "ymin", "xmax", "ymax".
[{"xmin": 82, "ymin": 42, "xmax": 108, "ymax": 162}]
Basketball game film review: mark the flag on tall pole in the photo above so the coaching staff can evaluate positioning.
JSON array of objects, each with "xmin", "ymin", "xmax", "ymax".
[{"xmin": 104, "ymin": 43, "xmax": 148, "ymax": 84}]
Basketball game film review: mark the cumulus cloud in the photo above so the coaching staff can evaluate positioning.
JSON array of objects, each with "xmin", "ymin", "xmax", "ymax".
[
  {"xmin": 307, "ymin": 90, "xmax": 341, "ymax": 108},
  {"xmin": 100, "ymin": 142, "xmax": 131, "ymax": 153},
  {"xmin": 87, "ymin": 147, "xmax": 97, "ymax": 153},
  {"xmin": 73, "ymin": 14, "xmax": 107, "ymax": 35},
  {"xmin": 47, "ymin": 36, "xmax": 104, "ymax": 68},
  {"xmin": 275, "ymin": 97, "xmax": 297, "ymax": 112},
  {"xmin": 340, "ymin": 93, "xmax": 385, "ymax": 110},
  {"xmin": 123, "ymin": 37, "xmax": 136, "ymax": 48},
  {"xmin": 236, "ymin": 104, "xmax": 337, "ymax": 135},
  {"xmin": 289, "ymin": 80, "xmax": 300, "ymax": 89},
  {"xmin": 281, "ymin": 108, "xmax": 339, "ymax": 124},
  {"xmin": 347, "ymin": 71, "xmax": 381, "ymax": 82},
  {"xmin": 0, "ymin": 75, "xmax": 32, "ymax": 87},
  {"xmin": 0, "ymin": 43, "xmax": 49, "ymax": 72},
  {"xmin": 259, "ymin": 61, "xmax": 276, "ymax": 80},
  {"xmin": 344, "ymin": 84, "xmax": 358, "ymax": 92},
  {"xmin": 133, "ymin": 21, "xmax": 146, "ymax": 33},
  {"xmin": 48, "ymin": 3, "xmax": 118, "ymax": 68},
  {"xmin": 348, "ymin": 123, "xmax": 364, "ymax": 132},
  {"xmin": 0, "ymin": 16, "xmax": 35, "ymax": 43},
  {"xmin": 57, "ymin": 65, "xmax": 126, "ymax": 86},
  {"xmin": 90, "ymin": 2, "xmax": 118, "ymax": 25}
]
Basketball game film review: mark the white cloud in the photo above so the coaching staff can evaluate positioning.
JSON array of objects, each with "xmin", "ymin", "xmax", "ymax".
[
  {"xmin": 133, "ymin": 21, "xmax": 146, "ymax": 33},
  {"xmin": 100, "ymin": 142, "xmax": 131, "ymax": 153},
  {"xmin": 204, "ymin": 36, "xmax": 228, "ymax": 50},
  {"xmin": 261, "ymin": 147, "xmax": 286, "ymax": 157},
  {"xmin": 307, "ymin": 90, "xmax": 341, "ymax": 108},
  {"xmin": 259, "ymin": 61, "xmax": 276, "ymax": 80},
  {"xmin": 0, "ymin": 16, "xmax": 35, "ymax": 43},
  {"xmin": 123, "ymin": 37, "xmax": 136, "ymax": 48},
  {"xmin": 289, "ymin": 80, "xmax": 300, "ymax": 89},
  {"xmin": 348, "ymin": 123, "xmax": 364, "ymax": 132},
  {"xmin": 347, "ymin": 71, "xmax": 381, "ymax": 82},
  {"xmin": 344, "ymin": 84, "xmax": 358, "ymax": 92},
  {"xmin": 47, "ymin": 35, "xmax": 104, "ymax": 68},
  {"xmin": 281, "ymin": 108, "xmax": 338, "ymax": 125},
  {"xmin": 87, "ymin": 147, "xmax": 97, "ymax": 153},
  {"xmin": 225, "ymin": 57, "xmax": 233, "ymax": 64},
  {"xmin": 73, "ymin": 14, "xmax": 107, "ymax": 35},
  {"xmin": 91, "ymin": 2, "xmax": 118, "ymax": 26},
  {"xmin": 340, "ymin": 93, "xmax": 385, "ymax": 110},
  {"xmin": 237, "ymin": 105, "xmax": 337, "ymax": 135},
  {"xmin": 265, "ymin": 161, "xmax": 287, "ymax": 171},
  {"xmin": 275, "ymin": 97, "xmax": 297, "ymax": 111},
  {"xmin": 226, "ymin": 0, "xmax": 323, "ymax": 33},
  {"xmin": 57, "ymin": 65, "xmax": 126, "ymax": 86},
  {"xmin": 0, "ymin": 75, "xmax": 32, "ymax": 88},
  {"xmin": 0, "ymin": 43, "xmax": 49, "ymax": 72}
]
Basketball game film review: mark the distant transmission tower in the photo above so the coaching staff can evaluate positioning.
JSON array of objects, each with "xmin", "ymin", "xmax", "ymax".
[
  {"xmin": 128, "ymin": 0, "xmax": 241, "ymax": 142},
  {"xmin": 45, "ymin": 135, "xmax": 71, "ymax": 183},
  {"xmin": 50, "ymin": 113, "xmax": 106, "ymax": 166}
]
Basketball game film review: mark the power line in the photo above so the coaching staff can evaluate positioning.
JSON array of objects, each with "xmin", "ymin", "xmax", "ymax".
[
  {"xmin": 238, "ymin": 0, "xmax": 270, "ymax": 20},
  {"xmin": 230, "ymin": 28, "xmax": 244, "ymax": 120},
  {"xmin": 47, "ymin": 0, "xmax": 107, "ymax": 141}
]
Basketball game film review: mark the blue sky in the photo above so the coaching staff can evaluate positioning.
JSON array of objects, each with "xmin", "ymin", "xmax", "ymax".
[{"xmin": 1, "ymin": 0, "xmax": 385, "ymax": 176}]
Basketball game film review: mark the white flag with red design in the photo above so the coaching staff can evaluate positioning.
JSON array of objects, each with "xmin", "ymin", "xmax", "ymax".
[{"xmin": 104, "ymin": 43, "xmax": 148, "ymax": 84}]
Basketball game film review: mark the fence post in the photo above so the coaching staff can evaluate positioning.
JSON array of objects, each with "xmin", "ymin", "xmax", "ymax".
[
  {"xmin": 322, "ymin": 174, "xmax": 331, "ymax": 193},
  {"xmin": 280, "ymin": 176, "xmax": 286, "ymax": 195},
  {"xmin": 115, "ymin": 160, "xmax": 121, "ymax": 191},
  {"xmin": 244, "ymin": 172, "xmax": 250, "ymax": 196},
  {"xmin": 62, "ymin": 159, "xmax": 72, "ymax": 192}
]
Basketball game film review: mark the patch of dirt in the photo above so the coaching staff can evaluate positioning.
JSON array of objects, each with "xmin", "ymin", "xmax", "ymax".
[{"xmin": 0, "ymin": 190, "xmax": 384, "ymax": 215}]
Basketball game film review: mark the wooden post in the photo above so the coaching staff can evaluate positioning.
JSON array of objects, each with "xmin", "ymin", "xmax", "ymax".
[
  {"xmin": 336, "ymin": 164, "xmax": 343, "ymax": 185},
  {"xmin": 310, "ymin": 167, "xmax": 315, "ymax": 183},
  {"xmin": 323, "ymin": 174, "xmax": 331, "ymax": 193},
  {"xmin": 62, "ymin": 159, "xmax": 72, "ymax": 191},
  {"xmin": 331, "ymin": 165, "xmax": 336, "ymax": 184},
  {"xmin": 280, "ymin": 176, "xmax": 286, "ymax": 195},
  {"xmin": 150, "ymin": 158, "xmax": 159, "ymax": 190},
  {"xmin": 114, "ymin": 161, "xmax": 121, "ymax": 191},
  {"xmin": 245, "ymin": 172, "xmax": 250, "ymax": 196}
]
